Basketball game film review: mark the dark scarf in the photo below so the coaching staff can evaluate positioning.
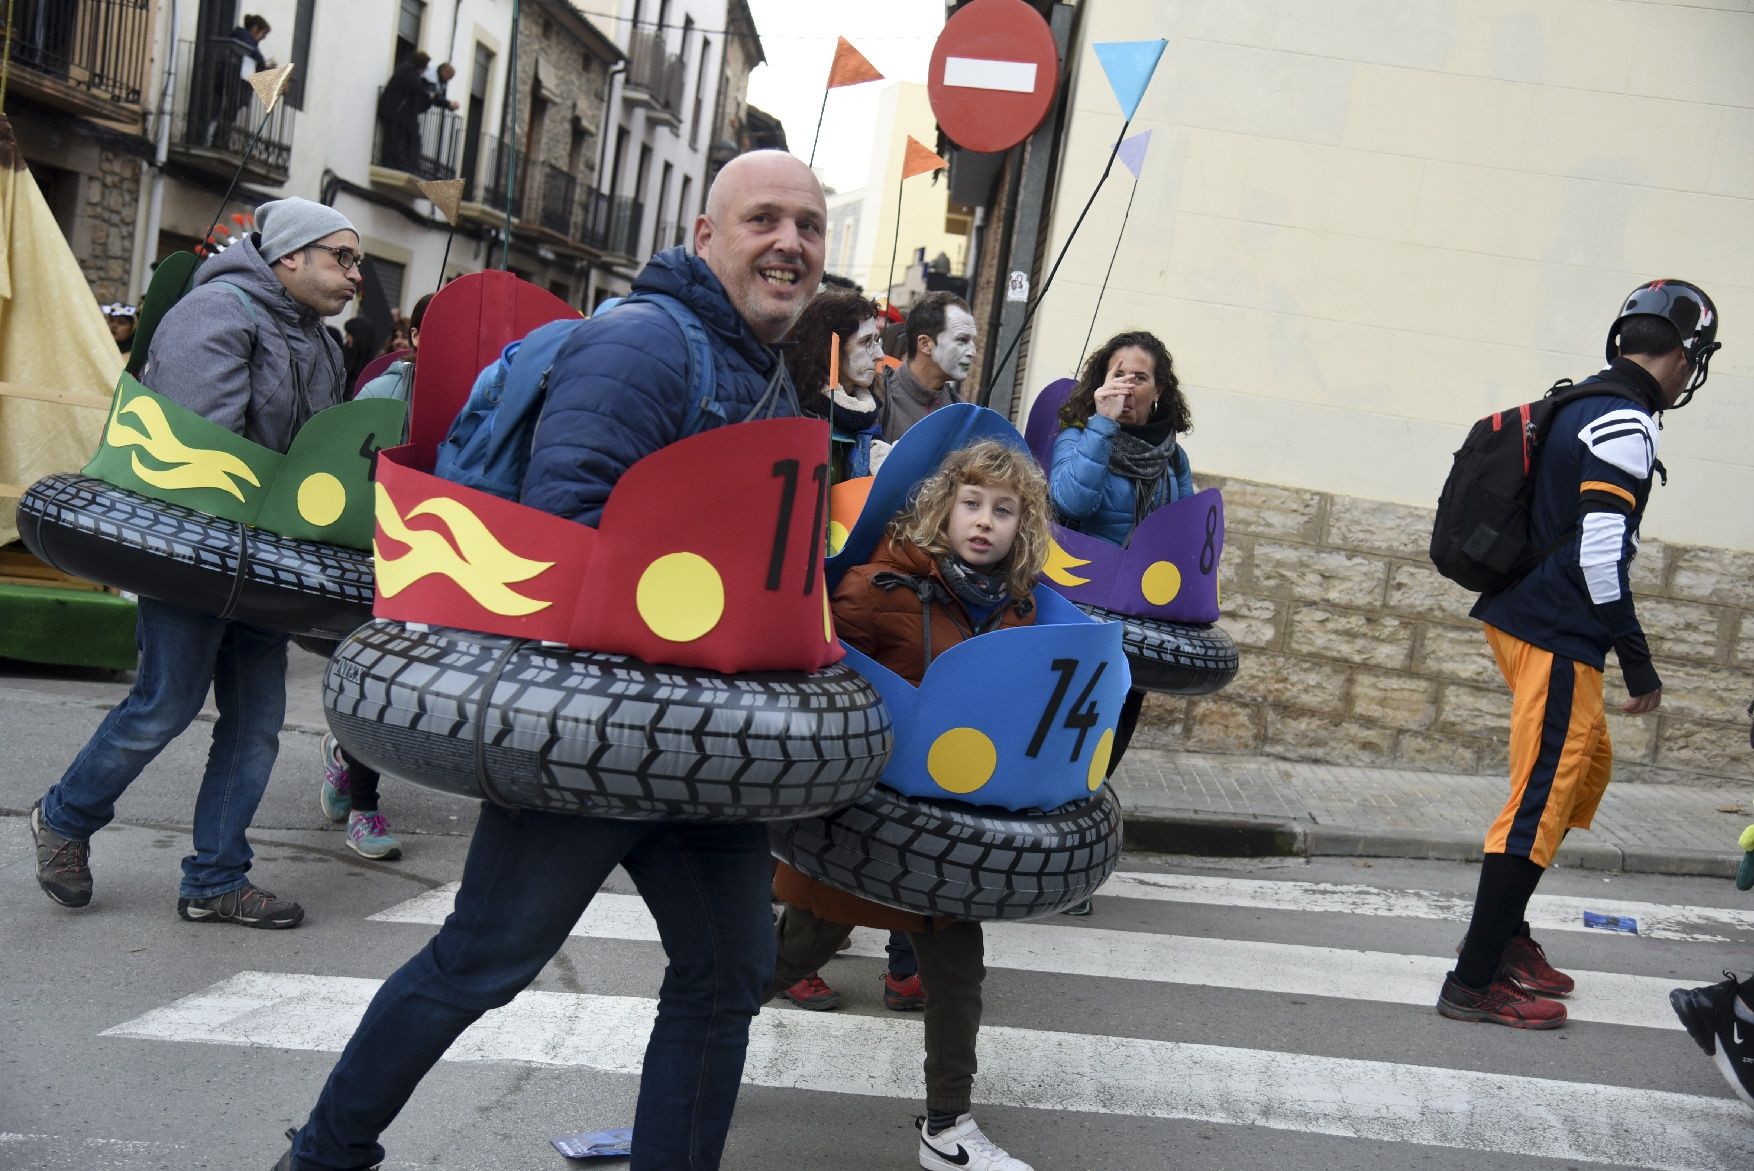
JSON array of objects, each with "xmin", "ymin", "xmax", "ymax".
[
  {"xmin": 1107, "ymin": 412, "xmax": 1181, "ymax": 530},
  {"xmin": 936, "ymin": 554, "xmax": 1012, "ymax": 620}
]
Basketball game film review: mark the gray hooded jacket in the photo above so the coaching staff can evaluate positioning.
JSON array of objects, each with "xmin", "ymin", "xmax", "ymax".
[{"xmin": 143, "ymin": 235, "xmax": 345, "ymax": 453}]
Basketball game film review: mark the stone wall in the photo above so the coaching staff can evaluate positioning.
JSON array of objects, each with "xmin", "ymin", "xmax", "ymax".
[
  {"xmin": 74, "ymin": 148, "xmax": 141, "ymax": 306},
  {"xmin": 1133, "ymin": 475, "xmax": 1754, "ymax": 785}
]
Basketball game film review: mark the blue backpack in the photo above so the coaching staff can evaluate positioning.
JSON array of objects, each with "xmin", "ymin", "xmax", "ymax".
[{"xmin": 433, "ymin": 291, "xmax": 720, "ymax": 500}]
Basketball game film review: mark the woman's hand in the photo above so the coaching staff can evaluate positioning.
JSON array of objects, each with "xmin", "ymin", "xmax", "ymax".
[{"xmin": 1093, "ymin": 372, "xmax": 1131, "ymax": 421}]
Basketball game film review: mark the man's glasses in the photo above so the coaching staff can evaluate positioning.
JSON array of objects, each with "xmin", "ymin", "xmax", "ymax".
[{"xmin": 305, "ymin": 243, "xmax": 365, "ymax": 272}]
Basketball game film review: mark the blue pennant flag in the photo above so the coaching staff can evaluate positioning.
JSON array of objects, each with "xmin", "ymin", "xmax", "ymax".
[{"xmin": 1093, "ymin": 39, "xmax": 1167, "ymax": 119}]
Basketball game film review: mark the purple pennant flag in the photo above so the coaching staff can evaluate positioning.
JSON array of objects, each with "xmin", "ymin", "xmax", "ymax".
[{"xmin": 1117, "ymin": 130, "xmax": 1152, "ymax": 181}]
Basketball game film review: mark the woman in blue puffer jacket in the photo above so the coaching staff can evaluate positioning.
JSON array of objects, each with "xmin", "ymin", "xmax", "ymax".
[{"xmin": 1049, "ymin": 330, "xmax": 1193, "ymax": 544}]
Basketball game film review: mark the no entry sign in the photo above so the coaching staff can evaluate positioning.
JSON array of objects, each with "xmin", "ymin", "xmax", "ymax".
[{"xmin": 928, "ymin": 0, "xmax": 1060, "ymax": 154}]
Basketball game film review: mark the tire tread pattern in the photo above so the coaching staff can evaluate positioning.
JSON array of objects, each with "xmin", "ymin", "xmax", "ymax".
[
  {"xmin": 324, "ymin": 620, "xmax": 893, "ymax": 822},
  {"xmin": 770, "ymin": 784, "xmax": 1124, "ymax": 921},
  {"xmin": 17, "ymin": 474, "xmax": 372, "ymax": 637}
]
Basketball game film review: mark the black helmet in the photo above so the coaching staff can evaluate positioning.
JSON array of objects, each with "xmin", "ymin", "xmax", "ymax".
[{"xmin": 1605, "ymin": 279, "xmax": 1721, "ymax": 406}]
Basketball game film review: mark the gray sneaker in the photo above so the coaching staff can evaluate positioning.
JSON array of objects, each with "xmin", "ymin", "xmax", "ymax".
[
  {"xmin": 178, "ymin": 883, "xmax": 305, "ymax": 929},
  {"xmin": 30, "ymin": 800, "xmax": 92, "ymax": 908}
]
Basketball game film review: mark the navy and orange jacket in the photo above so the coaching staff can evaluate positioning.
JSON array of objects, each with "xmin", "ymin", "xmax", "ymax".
[{"xmin": 1472, "ymin": 358, "xmax": 1666, "ymax": 696}]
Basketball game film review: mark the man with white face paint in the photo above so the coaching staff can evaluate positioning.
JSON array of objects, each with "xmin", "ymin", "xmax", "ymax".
[{"xmin": 883, "ymin": 291, "xmax": 975, "ymax": 442}]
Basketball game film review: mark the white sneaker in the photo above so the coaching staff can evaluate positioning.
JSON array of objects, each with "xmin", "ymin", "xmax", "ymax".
[{"xmin": 918, "ymin": 1114, "xmax": 1034, "ymax": 1171}]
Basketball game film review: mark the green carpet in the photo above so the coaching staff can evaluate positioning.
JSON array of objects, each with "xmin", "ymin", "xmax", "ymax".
[{"xmin": 0, "ymin": 584, "xmax": 137, "ymax": 670}]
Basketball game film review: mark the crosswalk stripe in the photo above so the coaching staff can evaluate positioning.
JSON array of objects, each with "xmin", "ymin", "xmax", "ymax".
[
  {"xmin": 372, "ymin": 889, "xmax": 1686, "ymax": 1030},
  {"xmin": 102, "ymin": 971, "xmax": 1754, "ymax": 1171},
  {"xmin": 1097, "ymin": 872, "xmax": 1754, "ymax": 944}
]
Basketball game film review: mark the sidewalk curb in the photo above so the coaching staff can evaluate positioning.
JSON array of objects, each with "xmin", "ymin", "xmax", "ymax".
[{"xmin": 1121, "ymin": 810, "xmax": 1741, "ymax": 880}]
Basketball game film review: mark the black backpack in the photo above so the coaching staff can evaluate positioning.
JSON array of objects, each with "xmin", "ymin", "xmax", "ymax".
[{"xmin": 1429, "ymin": 378, "xmax": 1643, "ymax": 593}]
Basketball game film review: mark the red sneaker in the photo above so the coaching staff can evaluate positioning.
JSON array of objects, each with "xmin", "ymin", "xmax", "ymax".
[
  {"xmin": 883, "ymin": 971, "xmax": 926, "ymax": 1012},
  {"xmin": 778, "ymin": 973, "xmax": 841, "ymax": 1011},
  {"xmin": 1499, "ymin": 933, "xmax": 1574, "ymax": 997},
  {"xmin": 1437, "ymin": 973, "xmax": 1567, "ymax": 1029}
]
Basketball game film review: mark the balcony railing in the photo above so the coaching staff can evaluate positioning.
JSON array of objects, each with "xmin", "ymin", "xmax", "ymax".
[
  {"xmin": 1, "ymin": 0, "xmax": 150, "ymax": 115},
  {"xmin": 534, "ymin": 163, "xmax": 577, "ymax": 235},
  {"xmin": 171, "ymin": 38, "xmax": 294, "ymax": 180},
  {"xmin": 654, "ymin": 219, "xmax": 686, "ymax": 254},
  {"xmin": 475, "ymin": 134, "xmax": 517, "ymax": 215},
  {"xmin": 608, "ymin": 196, "xmax": 644, "ymax": 258},
  {"xmin": 372, "ymin": 87, "xmax": 462, "ymax": 180},
  {"xmin": 578, "ymin": 187, "xmax": 612, "ymax": 251},
  {"xmin": 623, "ymin": 29, "xmax": 685, "ymax": 118}
]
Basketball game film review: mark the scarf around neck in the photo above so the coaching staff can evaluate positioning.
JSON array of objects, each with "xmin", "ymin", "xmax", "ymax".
[
  {"xmin": 936, "ymin": 553, "xmax": 1013, "ymax": 621},
  {"xmin": 1107, "ymin": 412, "xmax": 1180, "ymax": 532}
]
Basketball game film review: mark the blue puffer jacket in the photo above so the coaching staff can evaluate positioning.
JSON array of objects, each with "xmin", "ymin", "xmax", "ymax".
[
  {"xmin": 521, "ymin": 247, "xmax": 793, "ymax": 525},
  {"xmin": 1050, "ymin": 415, "xmax": 1195, "ymax": 544}
]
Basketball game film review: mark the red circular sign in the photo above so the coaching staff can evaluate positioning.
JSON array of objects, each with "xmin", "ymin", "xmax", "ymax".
[{"xmin": 928, "ymin": 0, "xmax": 1061, "ymax": 154}]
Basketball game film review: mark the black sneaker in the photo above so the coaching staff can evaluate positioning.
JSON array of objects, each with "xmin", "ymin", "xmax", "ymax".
[
  {"xmin": 30, "ymin": 800, "xmax": 93, "ymax": 907},
  {"xmin": 178, "ymin": 883, "xmax": 305, "ymax": 929},
  {"xmin": 271, "ymin": 1128, "xmax": 379, "ymax": 1171},
  {"xmin": 1669, "ymin": 972, "xmax": 1754, "ymax": 1109}
]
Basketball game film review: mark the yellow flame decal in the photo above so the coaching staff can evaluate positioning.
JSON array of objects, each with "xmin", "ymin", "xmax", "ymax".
[
  {"xmin": 1042, "ymin": 539, "xmax": 1093, "ymax": 588},
  {"xmin": 373, "ymin": 484, "xmax": 556, "ymax": 616},
  {"xmin": 106, "ymin": 393, "xmax": 262, "ymax": 501}
]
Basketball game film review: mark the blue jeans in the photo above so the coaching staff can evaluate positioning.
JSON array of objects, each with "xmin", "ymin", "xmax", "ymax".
[
  {"xmin": 290, "ymin": 805, "xmax": 776, "ymax": 1171},
  {"xmin": 39, "ymin": 596, "xmax": 288, "ymax": 898},
  {"xmin": 886, "ymin": 931, "xmax": 919, "ymax": 978}
]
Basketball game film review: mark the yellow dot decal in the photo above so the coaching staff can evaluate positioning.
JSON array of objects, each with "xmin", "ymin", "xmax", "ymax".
[
  {"xmin": 827, "ymin": 520, "xmax": 849, "ymax": 556},
  {"xmin": 927, "ymin": 727, "xmax": 998, "ymax": 795},
  {"xmin": 1087, "ymin": 729, "xmax": 1115, "ymax": 790},
  {"xmin": 1141, "ymin": 560, "xmax": 1182, "ymax": 606},
  {"xmin": 1216, "ymin": 569, "xmax": 1222, "ymax": 607},
  {"xmin": 822, "ymin": 586, "xmax": 835, "ymax": 644},
  {"xmin": 636, "ymin": 552, "xmax": 725, "ymax": 642},
  {"xmin": 296, "ymin": 472, "xmax": 347, "ymax": 527}
]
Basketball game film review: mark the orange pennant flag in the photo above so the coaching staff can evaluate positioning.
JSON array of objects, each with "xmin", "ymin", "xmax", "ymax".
[
  {"xmin": 827, "ymin": 37, "xmax": 884, "ymax": 89},
  {"xmin": 901, "ymin": 136, "xmax": 949, "ymax": 181}
]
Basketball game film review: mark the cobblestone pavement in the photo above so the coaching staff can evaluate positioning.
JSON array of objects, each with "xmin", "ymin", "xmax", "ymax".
[{"xmin": 1112, "ymin": 746, "xmax": 1753, "ymax": 878}]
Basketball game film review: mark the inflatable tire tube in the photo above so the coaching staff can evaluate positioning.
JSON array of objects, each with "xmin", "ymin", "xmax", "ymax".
[
  {"xmin": 770, "ymin": 784, "xmax": 1124, "ymax": 921},
  {"xmin": 324, "ymin": 619, "xmax": 893, "ymax": 821},
  {"xmin": 1075, "ymin": 604, "xmax": 1238, "ymax": 696},
  {"xmin": 16, "ymin": 474, "xmax": 374, "ymax": 639}
]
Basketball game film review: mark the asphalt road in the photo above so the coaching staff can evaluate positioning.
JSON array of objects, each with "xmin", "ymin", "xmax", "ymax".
[{"xmin": 2, "ymin": 660, "xmax": 1753, "ymax": 1171}]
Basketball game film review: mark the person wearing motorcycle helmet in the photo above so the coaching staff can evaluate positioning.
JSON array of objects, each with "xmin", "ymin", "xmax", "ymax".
[
  {"xmin": 1605, "ymin": 279, "xmax": 1721, "ymax": 409},
  {"xmin": 1436, "ymin": 280, "xmax": 1720, "ymax": 1032}
]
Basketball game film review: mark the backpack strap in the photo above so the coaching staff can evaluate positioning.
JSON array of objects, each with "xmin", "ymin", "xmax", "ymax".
[{"xmin": 620, "ymin": 291, "xmax": 721, "ymax": 435}]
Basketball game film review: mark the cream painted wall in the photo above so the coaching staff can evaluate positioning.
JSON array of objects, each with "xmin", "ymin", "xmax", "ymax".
[
  {"xmin": 843, "ymin": 83, "xmax": 968, "ymax": 303},
  {"xmin": 1024, "ymin": 0, "xmax": 1754, "ymax": 550}
]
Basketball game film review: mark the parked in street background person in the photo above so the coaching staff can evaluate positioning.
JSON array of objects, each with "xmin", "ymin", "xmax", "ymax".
[
  {"xmin": 1047, "ymin": 330, "xmax": 1197, "ymax": 900},
  {"xmin": 277, "ymin": 149, "xmax": 826, "ymax": 1171},
  {"xmin": 1438, "ymin": 280, "xmax": 1722, "ymax": 1029},
  {"xmin": 310, "ymin": 293, "xmax": 436, "ymax": 861},
  {"xmin": 28, "ymin": 198, "xmax": 358, "ymax": 929},
  {"xmin": 340, "ymin": 317, "xmax": 377, "ymax": 396},
  {"xmin": 769, "ymin": 439, "xmax": 1051, "ymax": 1171},
  {"xmin": 883, "ymin": 292, "xmax": 974, "ymax": 442},
  {"xmin": 102, "ymin": 302, "xmax": 137, "ymax": 353},
  {"xmin": 784, "ymin": 286, "xmax": 891, "ymax": 482}
]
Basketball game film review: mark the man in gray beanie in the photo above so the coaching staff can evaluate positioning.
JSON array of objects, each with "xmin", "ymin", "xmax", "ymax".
[{"xmin": 28, "ymin": 196, "xmax": 362, "ymax": 931}]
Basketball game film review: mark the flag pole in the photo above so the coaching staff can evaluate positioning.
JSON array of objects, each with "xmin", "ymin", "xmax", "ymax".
[
  {"xmin": 807, "ymin": 88, "xmax": 830, "ymax": 169},
  {"xmin": 982, "ymin": 117, "xmax": 1131, "ymax": 401},
  {"xmin": 1080, "ymin": 179, "xmax": 1138, "ymax": 363},
  {"xmin": 882, "ymin": 173, "xmax": 906, "ymax": 313}
]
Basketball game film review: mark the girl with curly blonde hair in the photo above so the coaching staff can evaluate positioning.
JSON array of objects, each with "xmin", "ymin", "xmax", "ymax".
[{"xmin": 767, "ymin": 438, "xmax": 1051, "ymax": 1171}]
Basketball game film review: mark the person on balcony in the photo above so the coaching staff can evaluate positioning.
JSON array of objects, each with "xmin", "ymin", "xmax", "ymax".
[
  {"xmin": 207, "ymin": 14, "xmax": 272, "ymax": 142},
  {"xmin": 377, "ymin": 50, "xmax": 446, "ymax": 172}
]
